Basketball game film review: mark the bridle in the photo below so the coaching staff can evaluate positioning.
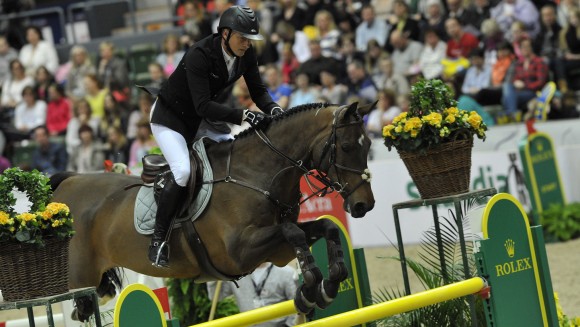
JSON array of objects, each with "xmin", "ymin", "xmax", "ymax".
[{"xmin": 207, "ymin": 105, "xmax": 372, "ymax": 218}]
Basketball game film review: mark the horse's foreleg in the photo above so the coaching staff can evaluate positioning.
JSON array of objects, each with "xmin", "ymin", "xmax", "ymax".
[
  {"xmin": 278, "ymin": 223, "xmax": 325, "ymax": 315},
  {"xmin": 298, "ymin": 219, "xmax": 348, "ymax": 309}
]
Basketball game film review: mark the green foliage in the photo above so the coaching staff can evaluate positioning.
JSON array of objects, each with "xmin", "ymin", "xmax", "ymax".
[
  {"xmin": 409, "ymin": 78, "xmax": 458, "ymax": 117},
  {"xmin": 0, "ymin": 168, "xmax": 74, "ymax": 246},
  {"xmin": 167, "ymin": 278, "xmax": 239, "ymax": 325},
  {"xmin": 540, "ymin": 203, "xmax": 580, "ymax": 241},
  {"xmin": 374, "ymin": 200, "xmax": 486, "ymax": 327}
]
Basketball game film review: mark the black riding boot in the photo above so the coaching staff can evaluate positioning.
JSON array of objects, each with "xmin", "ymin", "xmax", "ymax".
[{"xmin": 148, "ymin": 174, "xmax": 187, "ymax": 267}]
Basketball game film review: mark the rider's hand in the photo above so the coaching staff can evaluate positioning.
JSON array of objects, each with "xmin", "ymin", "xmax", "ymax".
[
  {"xmin": 271, "ymin": 106, "xmax": 283, "ymax": 116},
  {"xmin": 243, "ymin": 109, "xmax": 269, "ymax": 129}
]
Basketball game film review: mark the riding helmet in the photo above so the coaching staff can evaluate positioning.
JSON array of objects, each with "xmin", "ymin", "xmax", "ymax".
[{"xmin": 217, "ymin": 6, "xmax": 263, "ymax": 41}]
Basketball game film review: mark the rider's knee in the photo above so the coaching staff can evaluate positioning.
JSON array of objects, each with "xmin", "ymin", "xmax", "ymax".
[{"xmin": 171, "ymin": 164, "xmax": 190, "ymax": 187}]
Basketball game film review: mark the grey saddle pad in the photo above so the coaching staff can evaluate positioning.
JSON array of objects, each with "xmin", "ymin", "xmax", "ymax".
[{"xmin": 134, "ymin": 138, "xmax": 213, "ymax": 235}]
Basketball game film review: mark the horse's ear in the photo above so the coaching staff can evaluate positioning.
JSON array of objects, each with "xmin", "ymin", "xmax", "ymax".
[
  {"xmin": 357, "ymin": 101, "xmax": 378, "ymax": 116},
  {"xmin": 340, "ymin": 102, "xmax": 359, "ymax": 120}
]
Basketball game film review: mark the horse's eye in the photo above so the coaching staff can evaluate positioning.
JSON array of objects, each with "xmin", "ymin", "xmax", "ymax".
[{"xmin": 341, "ymin": 143, "xmax": 352, "ymax": 152}]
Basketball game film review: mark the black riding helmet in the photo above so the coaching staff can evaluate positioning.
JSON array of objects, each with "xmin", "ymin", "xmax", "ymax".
[{"xmin": 218, "ymin": 6, "xmax": 263, "ymax": 41}]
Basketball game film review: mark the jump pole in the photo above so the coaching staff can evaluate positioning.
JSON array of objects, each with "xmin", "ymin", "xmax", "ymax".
[
  {"xmin": 190, "ymin": 277, "xmax": 485, "ymax": 327},
  {"xmin": 191, "ymin": 300, "xmax": 297, "ymax": 327},
  {"xmin": 299, "ymin": 277, "xmax": 486, "ymax": 327}
]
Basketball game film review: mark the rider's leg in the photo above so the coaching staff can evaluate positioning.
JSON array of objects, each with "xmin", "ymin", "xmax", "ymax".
[{"xmin": 149, "ymin": 123, "xmax": 190, "ymax": 267}]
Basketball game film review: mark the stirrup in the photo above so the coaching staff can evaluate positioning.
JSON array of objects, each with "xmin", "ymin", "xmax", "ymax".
[{"xmin": 151, "ymin": 241, "xmax": 170, "ymax": 268}]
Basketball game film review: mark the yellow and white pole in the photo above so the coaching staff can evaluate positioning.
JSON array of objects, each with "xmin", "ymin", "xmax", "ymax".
[{"xmin": 192, "ymin": 300, "xmax": 297, "ymax": 327}]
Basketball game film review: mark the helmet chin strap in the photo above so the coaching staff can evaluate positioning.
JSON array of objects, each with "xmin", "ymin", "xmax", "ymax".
[{"xmin": 222, "ymin": 29, "xmax": 238, "ymax": 58}]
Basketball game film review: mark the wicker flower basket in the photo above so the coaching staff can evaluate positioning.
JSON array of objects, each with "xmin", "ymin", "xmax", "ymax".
[
  {"xmin": 398, "ymin": 138, "xmax": 474, "ymax": 199},
  {"xmin": 0, "ymin": 238, "xmax": 70, "ymax": 302}
]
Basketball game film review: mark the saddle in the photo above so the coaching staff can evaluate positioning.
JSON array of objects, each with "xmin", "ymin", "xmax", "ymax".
[{"xmin": 141, "ymin": 149, "xmax": 203, "ymax": 218}]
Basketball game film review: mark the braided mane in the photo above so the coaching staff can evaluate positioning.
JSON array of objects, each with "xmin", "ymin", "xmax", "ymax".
[{"xmin": 234, "ymin": 102, "xmax": 334, "ymax": 139}]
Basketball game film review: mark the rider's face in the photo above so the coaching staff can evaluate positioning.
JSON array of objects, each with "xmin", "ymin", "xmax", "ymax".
[{"xmin": 225, "ymin": 31, "xmax": 252, "ymax": 57}]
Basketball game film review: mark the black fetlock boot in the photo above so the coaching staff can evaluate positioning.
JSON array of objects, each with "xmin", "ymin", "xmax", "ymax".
[{"xmin": 148, "ymin": 174, "xmax": 187, "ymax": 267}]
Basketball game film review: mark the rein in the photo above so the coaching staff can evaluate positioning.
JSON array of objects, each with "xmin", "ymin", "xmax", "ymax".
[{"xmin": 204, "ymin": 105, "xmax": 371, "ymax": 218}]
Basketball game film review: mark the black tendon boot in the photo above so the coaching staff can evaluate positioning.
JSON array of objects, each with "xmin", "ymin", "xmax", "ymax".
[{"xmin": 148, "ymin": 174, "xmax": 187, "ymax": 267}]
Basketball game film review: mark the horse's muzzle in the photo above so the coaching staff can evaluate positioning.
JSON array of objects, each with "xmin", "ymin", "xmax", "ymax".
[{"xmin": 345, "ymin": 201, "xmax": 374, "ymax": 218}]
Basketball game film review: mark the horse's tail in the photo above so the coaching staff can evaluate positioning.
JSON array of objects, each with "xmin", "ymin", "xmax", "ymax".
[
  {"xmin": 97, "ymin": 267, "xmax": 124, "ymax": 299},
  {"xmin": 49, "ymin": 172, "xmax": 77, "ymax": 192}
]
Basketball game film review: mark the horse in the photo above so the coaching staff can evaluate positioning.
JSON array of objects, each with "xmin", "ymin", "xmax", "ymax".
[{"xmin": 50, "ymin": 101, "xmax": 376, "ymax": 321}]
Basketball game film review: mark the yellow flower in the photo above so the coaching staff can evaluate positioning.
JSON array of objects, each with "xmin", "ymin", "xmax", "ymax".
[
  {"xmin": 16, "ymin": 212, "xmax": 37, "ymax": 222},
  {"xmin": 445, "ymin": 107, "xmax": 459, "ymax": 116},
  {"xmin": 403, "ymin": 117, "xmax": 423, "ymax": 132},
  {"xmin": 0, "ymin": 211, "xmax": 10, "ymax": 225},
  {"xmin": 439, "ymin": 126, "xmax": 450, "ymax": 137},
  {"xmin": 40, "ymin": 210, "xmax": 53, "ymax": 220},
  {"xmin": 46, "ymin": 202, "xmax": 70, "ymax": 216},
  {"xmin": 392, "ymin": 112, "xmax": 408, "ymax": 124},
  {"xmin": 383, "ymin": 125, "xmax": 395, "ymax": 138},
  {"xmin": 445, "ymin": 114, "xmax": 456, "ymax": 124},
  {"xmin": 410, "ymin": 129, "xmax": 419, "ymax": 138},
  {"xmin": 422, "ymin": 112, "xmax": 442, "ymax": 127},
  {"xmin": 467, "ymin": 113, "xmax": 483, "ymax": 129},
  {"xmin": 52, "ymin": 220, "xmax": 62, "ymax": 228},
  {"xmin": 395, "ymin": 125, "xmax": 403, "ymax": 133},
  {"xmin": 9, "ymin": 226, "xmax": 15, "ymax": 232}
]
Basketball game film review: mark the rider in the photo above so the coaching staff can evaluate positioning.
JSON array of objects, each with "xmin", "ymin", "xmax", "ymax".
[{"xmin": 148, "ymin": 6, "xmax": 283, "ymax": 267}]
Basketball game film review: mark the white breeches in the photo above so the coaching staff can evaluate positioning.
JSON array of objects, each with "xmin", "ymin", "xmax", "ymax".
[{"xmin": 150, "ymin": 123, "xmax": 191, "ymax": 187}]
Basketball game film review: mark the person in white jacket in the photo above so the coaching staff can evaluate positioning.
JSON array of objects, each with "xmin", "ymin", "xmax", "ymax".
[{"xmin": 18, "ymin": 26, "xmax": 59, "ymax": 77}]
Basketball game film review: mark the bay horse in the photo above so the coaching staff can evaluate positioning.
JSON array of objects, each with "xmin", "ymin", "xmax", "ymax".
[{"xmin": 50, "ymin": 102, "xmax": 376, "ymax": 321}]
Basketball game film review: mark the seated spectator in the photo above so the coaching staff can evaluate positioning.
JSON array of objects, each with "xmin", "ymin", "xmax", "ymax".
[
  {"xmin": 419, "ymin": 0, "xmax": 447, "ymax": 42},
  {"xmin": 157, "ymin": 34, "xmax": 185, "ymax": 77},
  {"xmin": 18, "ymin": 26, "xmax": 59, "ymax": 77},
  {"xmin": 313, "ymin": 10, "xmax": 341, "ymax": 58},
  {"xmin": 473, "ymin": 41, "xmax": 516, "ymax": 106},
  {"xmin": 31, "ymin": 125, "xmax": 68, "ymax": 176},
  {"xmin": 510, "ymin": 21, "xmax": 530, "ymax": 61},
  {"xmin": 65, "ymin": 45, "xmax": 96, "ymax": 101},
  {"xmin": 128, "ymin": 119, "xmax": 157, "ymax": 171},
  {"xmin": 338, "ymin": 33, "xmax": 365, "ymax": 67},
  {"xmin": 418, "ymin": 29, "xmax": 447, "ymax": 80},
  {"xmin": 14, "ymin": 86, "xmax": 46, "ymax": 135},
  {"xmin": 366, "ymin": 88, "xmax": 402, "ymax": 137},
  {"xmin": 557, "ymin": 0, "xmax": 577, "ymax": 27},
  {"xmin": 275, "ymin": 0, "xmax": 307, "ymax": 32},
  {"xmin": 373, "ymin": 57, "xmax": 410, "ymax": 96},
  {"xmin": 345, "ymin": 60, "xmax": 378, "ymax": 104},
  {"xmin": 84, "ymin": 74, "xmax": 108, "ymax": 119},
  {"xmin": 534, "ymin": 5, "xmax": 566, "ymax": 91},
  {"xmin": 1, "ymin": 59, "xmax": 34, "ymax": 111},
  {"xmin": 461, "ymin": 48, "xmax": 492, "ymax": 97},
  {"xmin": 46, "ymin": 84, "xmax": 72, "ymax": 136},
  {"xmin": 33, "ymin": 66, "xmax": 55, "ymax": 102},
  {"xmin": 67, "ymin": 124, "xmax": 105, "ymax": 173},
  {"xmin": 66, "ymin": 99, "xmax": 100, "ymax": 155},
  {"xmin": 466, "ymin": 0, "xmax": 492, "ymax": 31},
  {"xmin": 127, "ymin": 92, "xmax": 154, "ymax": 140},
  {"xmin": 104, "ymin": 125, "xmax": 129, "ymax": 165},
  {"xmin": 386, "ymin": 0, "xmax": 421, "ymax": 52},
  {"xmin": 289, "ymin": 73, "xmax": 320, "ymax": 107},
  {"xmin": 560, "ymin": 9, "xmax": 580, "ymax": 89},
  {"xmin": 97, "ymin": 93, "xmax": 127, "ymax": 142},
  {"xmin": 147, "ymin": 62, "xmax": 167, "ymax": 90},
  {"xmin": 264, "ymin": 65, "xmax": 292, "ymax": 109},
  {"xmin": 491, "ymin": 0, "xmax": 540, "ymax": 39},
  {"xmin": 180, "ymin": 0, "xmax": 212, "ymax": 41},
  {"xmin": 320, "ymin": 70, "xmax": 347, "ymax": 104},
  {"xmin": 502, "ymin": 39, "xmax": 549, "ymax": 120},
  {"xmin": 390, "ymin": 30, "xmax": 423, "ymax": 77},
  {"xmin": 207, "ymin": 263, "xmax": 299, "ymax": 327},
  {"xmin": 444, "ymin": 0, "xmax": 480, "ymax": 35},
  {"xmin": 298, "ymin": 39, "xmax": 341, "ymax": 86},
  {"xmin": 445, "ymin": 17, "xmax": 480, "ymax": 59},
  {"xmin": 97, "ymin": 41, "xmax": 130, "ymax": 98},
  {"xmin": 365, "ymin": 39, "xmax": 389, "ymax": 78},
  {"xmin": 271, "ymin": 21, "xmax": 311, "ymax": 64},
  {"xmin": 280, "ymin": 43, "xmax": 300, "ymax": 85},
  {"xmin": 0, "ymin": 35, "xmax": 18, "ymax": 88},
  {"xmin": 480, "ymin": 19, "xmax": 505, "ymax": 65}
]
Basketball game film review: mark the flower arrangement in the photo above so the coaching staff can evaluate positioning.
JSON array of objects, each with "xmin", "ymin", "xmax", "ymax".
[
  {"xmin": 382, "ymin": 79, "xmax": 487, "ymax": 153},
  {"xmin": 0, "ymin": 168, "xmax": 74, "ymax": 246}
]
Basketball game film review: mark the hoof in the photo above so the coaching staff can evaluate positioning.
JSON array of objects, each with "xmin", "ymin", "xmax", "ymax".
[
  {"xmin": 294, "ymin": 285, "xmax": 315, "ymax": 315},
  {"xmin": 329, "ymin": 261, "xmax": 348, "ymax": 282},
  {"xmin": 315, "ymin": 280, "xmax": 336, "ymax": 310}
]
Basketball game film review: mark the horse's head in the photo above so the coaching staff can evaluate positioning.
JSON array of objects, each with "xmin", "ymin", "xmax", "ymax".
[{"xmin": 312, "ymin": 102, "xmax": 376, "ymax": 218}]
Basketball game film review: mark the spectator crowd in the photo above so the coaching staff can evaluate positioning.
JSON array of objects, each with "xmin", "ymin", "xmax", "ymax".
[{"xmin": 0, "ymin": 0, "xmax": 579, "ymax": 177}]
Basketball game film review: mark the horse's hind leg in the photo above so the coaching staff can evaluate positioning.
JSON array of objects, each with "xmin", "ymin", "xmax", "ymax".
[{"xmin": 298, "ymin": 219, "xmax": 349, "ymax": 309}]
